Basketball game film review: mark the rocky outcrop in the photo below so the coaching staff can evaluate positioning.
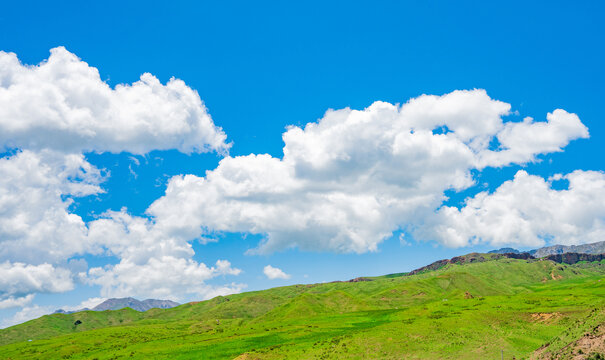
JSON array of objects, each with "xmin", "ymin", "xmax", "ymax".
[
  {"xmin": 347, "ymin": 277, "xmax": 373, "ymax": 282},
  {"xmin": 408, "ymin": 253, "xmax": 494, "ymax": 275},
  {"xmin": 503, "ymin": 252, "xmax": 534, "ymax": 260},
  {"xmin": 543, "ymin": 253, "xmax": 605, "ymax": 265},
  {"xmin": 407, "ymin": 252, "xmax": 535, "ymax": 276}
]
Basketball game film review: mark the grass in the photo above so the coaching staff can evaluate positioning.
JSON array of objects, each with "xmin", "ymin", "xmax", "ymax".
[{"xmin": 1, "ymin": 256, "xmax": 605, "ymax": 359}]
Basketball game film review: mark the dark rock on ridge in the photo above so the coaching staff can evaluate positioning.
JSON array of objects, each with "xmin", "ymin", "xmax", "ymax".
[
  {"xmin": 407, "ymin": 252, "xmax": 533, "ymax": 276},
  {"xmin": 406, "ymin": 250, "xmax": 603, "ymax": 277},
  {"xmin": 543, "ymin": 252, "xmax": 605, "ymax": 265}
]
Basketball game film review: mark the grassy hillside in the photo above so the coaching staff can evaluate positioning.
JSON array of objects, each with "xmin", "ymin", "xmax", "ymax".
[{"xmin": 1, "ymin": 255, "xmax": 605, "ymax": 359}]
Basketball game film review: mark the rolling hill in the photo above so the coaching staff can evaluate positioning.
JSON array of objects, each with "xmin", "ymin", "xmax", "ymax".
[{"xmin": 1, "ymin": 253, "xmax": 605, "ymax": 359}]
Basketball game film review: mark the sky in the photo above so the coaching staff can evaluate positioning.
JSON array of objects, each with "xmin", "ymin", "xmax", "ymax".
[{"xmin": 0, "ymin": 1, "xmax": 604, "ymax": 327}]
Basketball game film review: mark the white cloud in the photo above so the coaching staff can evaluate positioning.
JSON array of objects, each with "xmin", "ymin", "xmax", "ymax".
[
  {"xmin": 0, "ymin": 294, "xmax": 34, "ymax": 310},
  {"xmin": 142, "ymin": 90, "xmax": 588, "ymax": 254},
  {"xmin": 86, "ymin": 209, "xmax": 195, "ymax": 264},
  {"xmin": 263, "ymin": 265, "xmax": 291, "ymax": 280},
  {"xmin": 0, "ymin": 47, "xmax": 229, "ymax": 155},
  {"xmin": 0, "ymin": 262, "xmax": 74, "ymax": 308},
  {"xmin": 87, "ymin": 256, "xmax": 242, "ymax": 301},
  {"xmin": 83, "ymin": 211, "xmax": 245, "ymax": 302},
  {"xmin": 0, "ymin": 152, "xmax": 244, "ymax": 313},
  {"xmin": 59, "ymin": 297, "xmax": 107, "ymax": 312},
  {"xmin": 0, "ymin": 47, "xmax": 239, "ymax": 316},
  {"xmin": 419, "ymin": 170, "xmax": 605, "ymax": 248},
  {"xmin": 0, "ymin": 150, "xmax": 101, "ymax": 264},
  {"xmin": 478, "ymin": 110, "xmax": 589, "ymax": 167},
  {"xmin": 0, "ymin": 305, "xmax": 53, "ymax": 329}
]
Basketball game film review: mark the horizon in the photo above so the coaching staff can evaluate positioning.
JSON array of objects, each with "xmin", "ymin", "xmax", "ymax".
[{"xmin": 1, "ymin": 1, "xmax": 604, "ymax": 329}]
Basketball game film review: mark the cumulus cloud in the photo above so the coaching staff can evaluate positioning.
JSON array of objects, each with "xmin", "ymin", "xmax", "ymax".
[
  {"xmin": 263, "ymin": 265, "xmax": 291, "ymax": 280},
  {"xmin": 0, "ymin": 47, "xmax": 229, "ymax": 265},
  {"xmin": 417, "ymin": 170, "xmax": 605, "ymax": 248},
  {"xmin": 0, "ymin": 150, "xmax": 101, "ymax": 264},
  {"xmin": 0, "ymin": 262, "xmax": 74, "ymax": 309},
  {"xmin": 81, "ymin": 210, "xmax": 245, "ymax": 301},
  {"xmin": 87, "ymin": 257, "xmax": 242, "ymax": 301},
  {"xmin": 478, "ymin": 110, "xmax": 589, "ymax": 167},
  {"xmin": 0, "ymin": 294, "xmax": 35, "ymax": 310},
  {"xmin": 0, "ymin": 47, "xmax": 240, "ymax": 318},
  {"xmin": 0, "ymin": 47, "xmax": 229, "ymax": 154},
  {"xmin": 0, "ymin": 150, "xmax": 244, "ymax": 310},
  {"xmin": 142, "ymin": 90, "xmax": 588, "ymax": 253}
]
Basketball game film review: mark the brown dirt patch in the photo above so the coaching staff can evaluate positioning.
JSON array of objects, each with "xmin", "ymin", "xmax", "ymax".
[
  {"xmin": 233, "ymin": 354, "xmax": 262, "ymax": 360},
  {"xmin": 572, "ymin": 325, "xmax": 605, "ymax": 359},
  {"xmin": 550, "ymin": 271, "xmax": 563, "ymax": 280},
  {"xmin": 532, "ymin": 323, "xmax": 605, "ymax": 359},
  {"xmin": 531, "ymin": 312, "xmax": 562, "ymax": 323}
]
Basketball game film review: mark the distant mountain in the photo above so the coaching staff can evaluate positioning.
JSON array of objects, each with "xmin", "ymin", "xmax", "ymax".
[
  {"xmin": 54, "ymin": 297, "xmax": 179, "ymax": 314},
  {"xmin": 530, "ymin": 240, "xmax": 605, "ymax": 258},
  {"xmin": 487, "ymin": 240, "xmax": 605, "ymax": 258},
  {"xmin": 92, "ymin": 298, "xmax": 180, "ymax": 312},
  {"xmin": 53, "ymin": 308, "xmax": 90, "ymax": 314},
  {"xmin": 488, "ymin": 247, "xmax": 521, "ymax": 254}
]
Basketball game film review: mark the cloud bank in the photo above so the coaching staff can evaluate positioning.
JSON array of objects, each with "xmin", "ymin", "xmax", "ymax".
[
  {"xmin": 0, "ymin": 150, "xmax": 101, "ymax": 264},
  {"xmin": 0, "ymin": 262, "xmax": 74, "ymax": 309},
  {"xmin": 0, "ymin": 48, "xmax": 238, "ymax": 310},
  {"xmin": 419, "ymin": 170, "xmax": 605, "ymax": 248},
  {"xmin": 87, "ymin": 257, "xmax": 242, "ymax": 300},
  {"xmin": 143, "ymin": 90, "xmax": 589, "ymax": 254}
]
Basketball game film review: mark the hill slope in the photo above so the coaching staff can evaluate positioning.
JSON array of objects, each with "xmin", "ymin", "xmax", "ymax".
[{"xmin": 1, "ymin": 255, "xmax": 605, "ymax": 359}]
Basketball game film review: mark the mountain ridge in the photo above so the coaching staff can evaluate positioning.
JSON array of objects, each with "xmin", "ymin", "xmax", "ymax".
[
  {"xmin": 54, "ymin": 297, "xmax": 179, "ymax": 314},
  {"xmin": 489, "ymin": 240, "xmax": 605, "ymax": 257}
]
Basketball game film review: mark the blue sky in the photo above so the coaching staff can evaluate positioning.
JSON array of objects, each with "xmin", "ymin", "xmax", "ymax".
[{"xmin": 0, "ymin": 1, "xmax": 604, "ymax": 326}]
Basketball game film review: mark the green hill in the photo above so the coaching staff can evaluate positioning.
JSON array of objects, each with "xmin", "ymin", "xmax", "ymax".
[{"xmin": 1, "ymin": 254, "xmax": 605, "ymax": 359}]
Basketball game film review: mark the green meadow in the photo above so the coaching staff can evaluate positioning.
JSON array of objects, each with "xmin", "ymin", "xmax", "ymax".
[{"xmin": 2, "ymin": 254, "xmax": 605, "ymax": 359}]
